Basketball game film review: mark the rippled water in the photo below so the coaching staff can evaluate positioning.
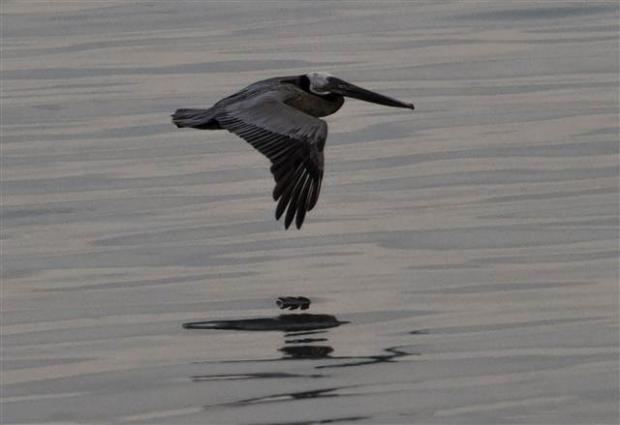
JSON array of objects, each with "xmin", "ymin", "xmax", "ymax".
[{"xmin": 2, "ymin": 2, "xmax": 619, "ymax": 424}]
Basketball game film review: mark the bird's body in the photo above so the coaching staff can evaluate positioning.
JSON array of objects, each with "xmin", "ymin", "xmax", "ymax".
[{"xmin": 173, "ymin": 72, "xmax": 414, "ymax": 229}]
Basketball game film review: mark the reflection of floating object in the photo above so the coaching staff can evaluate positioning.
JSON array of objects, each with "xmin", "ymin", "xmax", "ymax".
[
  {"xmin": 285, "ymin": 337, "xmax": 328, "ymax": 344},
  {"xmin": 183, "ymin": 314, "xmax": 347, "ymax": 332},
  {"xmin": 276, "ymin": 296, "xmax": 311, "ymax": 310},
  {"xmin": 280, "ymin": 345, "xmax": 334, "ymax": 359}
]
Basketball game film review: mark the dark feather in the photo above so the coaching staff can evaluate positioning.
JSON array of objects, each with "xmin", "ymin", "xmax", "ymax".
[
  {"xmin": 276, "ymin": 167, "xmax": 306, "ymax": 220},
  {"xmin": 295, "ymin": 176, "xmax": 313, "ymax": 229},
  {"xmin": 285, "ymin": 173, "xmax": 309, "ymax": 229},
  {"xmin": 308, "ymin": 172, "xmax": 323, "ymax": 211},
  {"xmin": 214, "ymin": 95, "xmax": 327, "ymax": 229},
  {"xmin": 273, "ymin": 160, "xmax": 303, "ymax": 201}
]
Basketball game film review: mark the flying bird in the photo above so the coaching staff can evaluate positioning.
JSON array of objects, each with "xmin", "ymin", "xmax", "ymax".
[{"xmin": 172, "ymin": 72, "xmax": 414, "ymax": 229}]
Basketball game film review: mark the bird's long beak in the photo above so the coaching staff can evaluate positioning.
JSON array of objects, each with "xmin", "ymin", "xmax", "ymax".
[{"xmin": 329, "ymin": 78, "xmax": 414, "ymax": 110}]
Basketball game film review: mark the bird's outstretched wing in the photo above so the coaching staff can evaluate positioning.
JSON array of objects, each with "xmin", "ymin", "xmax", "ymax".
[{"xmin": 215, "ymin": 94, "xmax": 326, "ymax": 229}]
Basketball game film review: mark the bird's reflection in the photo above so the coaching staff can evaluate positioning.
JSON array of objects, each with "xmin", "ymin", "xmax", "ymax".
[
  {"xmin": 285, "ymin": 337, "xmax": 328, "ymax": 344},
  {"xmin": 188, "ymin": 311, "xmax": 423, "ymax": 420},
  {"xmin": 192, "ymin": 371, "xmax": 324, "ymax": 382},
  {"xmin": 280, "ymin": 345, "xmax": 334, "ymax": 360},
  {"xmin": 185, "ymin": 314, "xmax": 422, "ymax": 367},
  {"xmin": 316, "ymin": 346, "xmax": 413, "ymax": 369},
  {"xmin": 183, "ymin": 313, "xmax": 346, "ymax": 333},
  {"xmin": 184, "ymin": 313, "xmax": 344, "ymax": 360}
]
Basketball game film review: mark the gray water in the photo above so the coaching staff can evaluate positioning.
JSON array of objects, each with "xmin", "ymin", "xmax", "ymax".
[{"xmin": 2, "ymin": 1, "xmax": 619, "ymax": 424}]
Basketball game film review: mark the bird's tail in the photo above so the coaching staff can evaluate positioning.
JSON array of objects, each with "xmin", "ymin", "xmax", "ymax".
[{"xmin": 171, "ymin": 108, "xmax": 220, "ymax": 129}]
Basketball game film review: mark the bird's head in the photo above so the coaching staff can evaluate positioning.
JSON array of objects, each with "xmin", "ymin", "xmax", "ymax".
[
  {"xmin": 305, "ymin": 72, "xmax": 414, "ymax": 110},
  {"xmin": 306, "ymin": 72, "xmax": 334, "ymax": 95}
]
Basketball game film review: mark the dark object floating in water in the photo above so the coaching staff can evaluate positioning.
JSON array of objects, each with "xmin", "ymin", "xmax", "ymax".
[
  {"xmin": 183, "ymin": 313, "xmax": 346, "ymax": 332},
  {"xmin": 172, "ymin": 72, "xmax": 414, "ymax": 229},
  {"xmin": 276, "ymin": 296, "xmax": 311, "ymax": 310}
]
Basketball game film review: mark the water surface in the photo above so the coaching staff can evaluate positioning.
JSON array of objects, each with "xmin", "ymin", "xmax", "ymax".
[{"xmin": 2, "ymin": 1, "xmax": 618, "ymax": 424}]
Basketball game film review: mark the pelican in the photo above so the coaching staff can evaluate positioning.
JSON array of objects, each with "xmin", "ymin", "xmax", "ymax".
[{"xmin": 172, "ymin": 72, "xmax": 414, "ymax": 229}]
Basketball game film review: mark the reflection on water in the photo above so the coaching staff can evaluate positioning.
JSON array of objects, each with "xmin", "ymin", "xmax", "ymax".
[
  {"xmin": 192, "ymin": 372, "xmax": 324, "ymax": 382},
  {"xmin": 253, "ymin": 416, "xmax": 370, "ymax": 425},
  {"xmin": 285, "ymin": 337, "xmax": 329, "ymax": 344},
  {"xmin": 280, "ymin": 345, "xmax": 334, "ymax": 360},
  {"xmin": 219, "ymin": 386, "xmax": 370, "ymax": 425},
  {"xmin": 235, "ymin": 387, "xmax": 341, "ymax": 405},
  {"xmin": 185, "ymin": 313, "xmax": 344, "ymax": 362},
  {"xmin": 194, "ymin": 312, "xmax": 418, "ymax": 423},
  {"xmin": 186, "ymin": 312, "xmax": 421, "ymax": 368},
  {"xmin": 4, "ymin": 1, "xmax": 618, "ymax": 423},
  {"xmin": 316, "ymin": 347, "xmax": 416, "ymax": 369},
  {"xmin": 183, "ymin": 314, "xmax": 347, "ymax": 332}
]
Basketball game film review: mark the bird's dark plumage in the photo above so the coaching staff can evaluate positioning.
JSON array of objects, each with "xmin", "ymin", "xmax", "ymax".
[{"xmin": 172, "ymin": 72, "xmax": 414, "ymax": 229}]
